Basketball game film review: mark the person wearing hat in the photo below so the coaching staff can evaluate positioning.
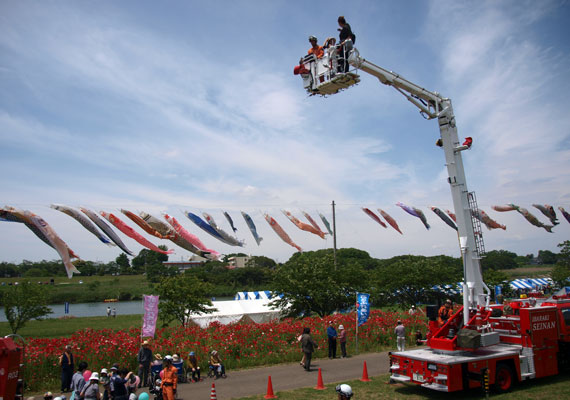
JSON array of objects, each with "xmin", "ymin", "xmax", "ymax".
[
  {"xmin": 80, "ymin": 372, "xmax": 100, "ymax": 400},
  {"xmin": 187, "ymin": 351, "xmax": 201, "ymax": 382},
  {"xmin": 209, "ymin": 350, "xmax": 226, "ymax": 379},
  {"xmin": 99, "ymin": 369, "xmax": 110, "ymax": 400},
  {"xmin": 137, "ymin": 340, "xmax": 153, "ymax": 387},
  {"xmin": 408, "ymin": 305, "xmax": 417, "ymax": 315},
  {"xmin": 336, "ymin": 383, "xmax": 353, "ymax": 399},
  {"xmin": 438, "ymin": 299, "xmax": 453, "ymax": 326},
  {"xmin": 338, "ymin": 324, "xmax": 348, "ymax": 358},
  {"xmin": 161, "ymin": 355, "xmax": 178, "ymax": 400},
  {"xmin": 327, "ymin": 321, "xmax": 338, "ymax": 359},
  {"xmin": 108, "ymin": 365, "xmax": 119, "ymax": 398},
  {"xmin": 307, "ymin": 36, "xmax": 324, "ymax": 59},
  {"xmin": 58, "ymin": 344, "xmax": 74, "ymax": 393},
  {"xmin": 43, "ymin": 391, "xmax": 53, "ymax": 400}
]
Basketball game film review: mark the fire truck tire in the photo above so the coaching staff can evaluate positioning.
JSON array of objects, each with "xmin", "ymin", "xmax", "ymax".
[{"xmin": 494, "ymin": 364, "xmax": 514, "ymax": 393}]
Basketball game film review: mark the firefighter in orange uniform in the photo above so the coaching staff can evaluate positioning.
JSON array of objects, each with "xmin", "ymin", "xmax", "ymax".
[
  {"xmin": 161, "ymin": 355, "xmax": 178, "ymax": 400},
  {"xmin": 307, "ymin": 36, "xmax": 324, "ymax": 59},
  {"xmin": 438, "ymin": 299, "xmax": 453, "ymax": 326}
]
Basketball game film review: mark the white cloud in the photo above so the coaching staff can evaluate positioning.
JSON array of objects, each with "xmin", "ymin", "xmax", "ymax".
[{"xmin": 1, "ymin": 1, "xmax": 568, "ymax": 266}]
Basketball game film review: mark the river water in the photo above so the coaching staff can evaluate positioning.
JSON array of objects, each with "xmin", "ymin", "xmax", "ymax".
[
  {"xmin": 0, "ymin": 300, "xmax": 143, "ymax": 322},
  {"xmin": 0, "ymin": 297, "xmax": 234, "ymax": 322}
]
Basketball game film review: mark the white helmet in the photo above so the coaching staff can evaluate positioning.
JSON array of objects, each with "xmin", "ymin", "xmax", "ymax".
[{"xmin": 336, "ymin": 384, "xmax": 353, "ymax": 398}]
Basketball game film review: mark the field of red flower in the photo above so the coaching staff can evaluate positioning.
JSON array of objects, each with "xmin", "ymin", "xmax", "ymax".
[{"xmin": 23, "ymin": 310, "xmax": 425, "ymax": 392}]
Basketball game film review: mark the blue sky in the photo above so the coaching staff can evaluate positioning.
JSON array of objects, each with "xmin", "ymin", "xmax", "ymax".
[{"xmin": 1, "ymin": 0, "xmax": 569, "ymax": 265}]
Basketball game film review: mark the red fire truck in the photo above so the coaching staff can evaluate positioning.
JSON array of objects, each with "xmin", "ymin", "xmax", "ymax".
[
  {"xmin": 0, "ymin": 336, "xmax": 24, "ymax": 399},
  {"xmin": 390, "ymin": 291, "xmax": 570, "ymax": 392},
  {"xmin": 295, "ymin": 39, "xmax": 570, "ymax": 392}
]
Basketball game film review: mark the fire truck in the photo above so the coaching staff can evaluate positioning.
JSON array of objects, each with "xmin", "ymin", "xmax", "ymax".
[
  {"xmin": 295, "ymin": 42, "xmax": 570, "ymax": 392},
  {"xmin": 0, "ymin": 335, "xmax": 24, "ymax": 399}
]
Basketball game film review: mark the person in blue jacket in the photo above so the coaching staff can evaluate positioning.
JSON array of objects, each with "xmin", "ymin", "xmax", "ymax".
[{"xmin": 327, "ymin": 321, "xmax": 338, "ymax": 359}]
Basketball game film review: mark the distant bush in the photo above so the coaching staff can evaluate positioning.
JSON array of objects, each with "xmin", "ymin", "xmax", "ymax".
[{"xmin": 118, "ymin": 291, "xmax": 132, "ymax": 301}]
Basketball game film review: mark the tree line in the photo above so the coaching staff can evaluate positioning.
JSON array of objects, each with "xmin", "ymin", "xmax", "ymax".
[
  {"xmin": 0, "ymin": 245, "xmax": 562, "ymax": 279},
  {"xmin": 2, "ymin": 241, "xmax": 568, "ymax": 332}
]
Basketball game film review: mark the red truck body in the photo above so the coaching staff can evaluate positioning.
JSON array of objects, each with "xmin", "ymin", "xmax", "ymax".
[
  {"xmin": 390, "ymin": 294, "xmax": 570, "ymax": 392},
  {"xmin": 0, "ymin": 337, "xmax": 23, "ymax": 400}
]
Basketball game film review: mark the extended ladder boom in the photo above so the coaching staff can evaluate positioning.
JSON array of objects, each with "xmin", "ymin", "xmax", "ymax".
[
  {"xmin": 348, "ymin": 49, "xmax": 443, "ymax": 118},
  {"xmin": 348, "ymin": 48, "xmax": 490, "ymax": 320}
]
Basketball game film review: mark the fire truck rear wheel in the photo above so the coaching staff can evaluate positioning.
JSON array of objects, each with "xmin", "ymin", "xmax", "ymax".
[{"xmin": 494, "ymin": 364, "xmax": 514, "ymax": 393}]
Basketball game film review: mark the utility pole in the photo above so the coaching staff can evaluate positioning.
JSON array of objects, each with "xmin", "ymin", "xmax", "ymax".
[{"xmin": 332, "ymin": 200, "xmax": 337, "ymax": 270}]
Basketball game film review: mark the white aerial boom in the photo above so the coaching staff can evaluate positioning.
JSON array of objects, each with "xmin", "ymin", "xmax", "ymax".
[
  {"xmin": 348, "ymin": 48, "xmax": 491, "ymax": 321},
  {"xmin": 296, "ymin": 45, "xmax": 491, "ymax": 324},
  {"xmin": 296, "ymin": 41, "xmax": 570, "ymax": 395}
]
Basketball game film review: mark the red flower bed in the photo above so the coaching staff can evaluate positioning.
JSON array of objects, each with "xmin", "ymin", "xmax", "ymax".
[{"xmin": 24, "ymin": 310, "xmax": 425, "ymax": 391}]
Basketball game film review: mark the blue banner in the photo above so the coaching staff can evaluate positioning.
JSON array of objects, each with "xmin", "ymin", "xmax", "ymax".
[
  {"xmin": 64, "ymin": 302, "xmax": 69, "ymax": 314},
  {"xmin": 495, "ymin": 285, "xmax": 502, "ymax": 304},
  {"xmin": 495, "ymin": 285, "xmax": 502, "ymax": 296},
  {"xmin": 357, "ymin": 293, "xmax": 370, "ymax": 326}
]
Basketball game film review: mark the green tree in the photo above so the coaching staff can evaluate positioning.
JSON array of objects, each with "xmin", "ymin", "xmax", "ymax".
[
  {"xmin": 483, "ymin": 268, "xmax": 514, "ymax": 299},
  {"xmin": 246, "ymin": 256, "xmax": 277, "ymax": 269},
  {"xmin": 0, "ymin": 262, "xmax": 18, "ymax": 277},
  {"xmin": 156, "ymin": 275, "xmax": 215, "ymax": 326},
  {"xmin": 481, "ymin": 250, "xmax": 518, "ymax": 270},
  {"xmin": 372, "ymin": 255, "xmax": 462, "ymax": 306},
  {"xmin": 75, "ymin": 260, "xmax": 96, "ymax": 276},
  {"xmin": 537, "ymin": 250, "xmax": 558, "ymax": 265},
  {"xmin": 115, "ymin": 253, "xmax": 131, "ymax": 274},
  {"xmin": 270, "ymin": 250, "xmax": 367, "ymax": 317},
  {"xmin": 146, "ymin": 263, "xmax": 177, "ymax": 283},
  {"xmin": 132, "ymin": 248, "xmax": 169, "ymax": 277},
  {"xmin": 23, "ymin": 267, "xmax": 46, "ymax": 277},
  {"xmin": 105, "ymin": 261, "xmax": 119, "ymax": 276},
  {"xmin": 1, "ymin": 281, "xmax": 52, "ymax": 334},
  {"xmin": 551, "ymin": 241, "xmax": 570, "ymax": 287}
]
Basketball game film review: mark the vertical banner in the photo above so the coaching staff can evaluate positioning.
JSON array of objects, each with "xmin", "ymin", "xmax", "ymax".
[
  {"xmin": 357, "ymin": 293, "xmax": 370, "ymax": 326},
  {"xmin": 494, "ymin": 285, "xmax": 502, "ymax": 304},
  {"xmin": 355, "ymin": 292, "xmax": 370, "ymax": 354},
  {"xmin": 142, "ymin": 295, "xmax": 159, "ymax": 338},
  {"xmin": 64, "ymin": 302, "xmax": 69, "ymax": 314}
]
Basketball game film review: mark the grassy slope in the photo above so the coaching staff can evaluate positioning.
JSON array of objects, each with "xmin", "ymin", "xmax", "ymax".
[
  {"xmin": 0, "ymin": 274, "xmax": 152, "ymax": 304},
  {"xmin": 499, "ymin": 265, "xmax": 553, "ymax": 279}
]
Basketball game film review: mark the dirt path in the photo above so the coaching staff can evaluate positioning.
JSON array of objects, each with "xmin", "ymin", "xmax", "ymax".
[{"xmin": 139, "ymin": 351, "xmax": 392, "ymax": 399}]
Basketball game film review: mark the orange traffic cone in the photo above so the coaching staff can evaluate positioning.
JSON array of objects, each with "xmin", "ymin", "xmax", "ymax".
[
  {"xmin": 264, "ymin": 375, "xmax": 278, "ymax": 399},
  {"xmin": 210, "ymin": 382, "xmax": 218, "ymax": 400},
  {"xmin": 314, "ymin": 367, "xmax": 326, "ymax": 390},
  {"xmin": 360, "ymin": 361, "xmax": 371, "ymax": 382}
]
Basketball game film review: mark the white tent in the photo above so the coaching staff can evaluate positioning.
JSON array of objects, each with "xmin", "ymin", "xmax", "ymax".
[
  {"xmin": 187, "ymin": 298, "xmax": 283, "ymax": 328},
  {"xmin": 233, "ymin": 290, "xmax": 276, "ymax": 300}
]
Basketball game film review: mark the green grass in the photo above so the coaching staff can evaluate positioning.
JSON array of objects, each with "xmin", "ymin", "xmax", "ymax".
[
  {"xmin": 238, "ymin": 373, "xmax": 570, "ymax": 400},
  {"xmin": 0, "ymin": 274, "xmax": 153, "ymax": 304},
  {"xmin": 499, "ymin": 265, "xmax": 553, "ymax": 279},
  {"xmin": 0, "ymin": 314, "xmax": 176, "ymax": 338}
]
